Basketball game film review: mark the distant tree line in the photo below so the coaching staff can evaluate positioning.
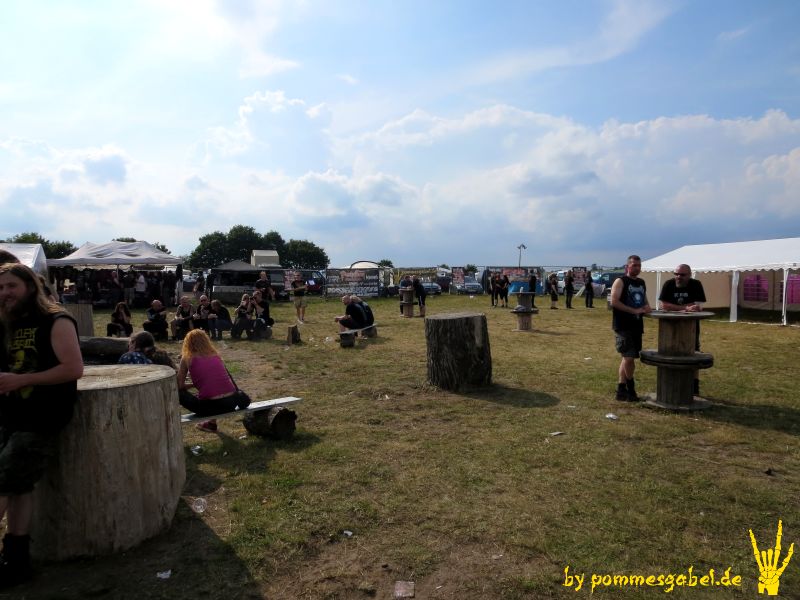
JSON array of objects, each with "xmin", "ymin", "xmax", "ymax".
[
  {"xmin": 187, "ymin": 226, "xmax": 329, "ymax": 271},
  {"xmin": 2, "ymin": 232, "xmax": 78, "ymax": 259}
]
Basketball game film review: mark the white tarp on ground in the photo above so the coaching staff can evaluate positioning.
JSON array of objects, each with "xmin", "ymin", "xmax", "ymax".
[
  {"xmin": 641, "ymin": 237, "xmax": 800, "ymax": 325},
  {"xmin": 47, "ymin": 241, "xmax": 181, "ymax": 267},
  {"xmin": 0, "ymin": 243, "xmax": 48, "ymax": 274}
]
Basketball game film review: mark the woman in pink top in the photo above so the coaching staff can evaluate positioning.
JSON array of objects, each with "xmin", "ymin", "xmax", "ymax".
[{"xmin": 177, "ymin": 329, "xmax": 248, "ymax": 432}]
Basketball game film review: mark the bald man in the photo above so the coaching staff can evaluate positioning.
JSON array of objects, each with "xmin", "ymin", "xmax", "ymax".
[{"xmin": 658, "ymin": 264, "xmax": 707, "ymax": 395}]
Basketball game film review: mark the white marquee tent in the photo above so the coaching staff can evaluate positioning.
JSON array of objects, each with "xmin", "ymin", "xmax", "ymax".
[
  {"xmin": 0, "ymin": 243, "xmax": 48, "ymax": 274},
  {"xmin": 641, "ymin": 237, "xmax": 800, "ymax": 325},
  {"xmin": 47, "ymin": 241, "xmax": 181, "ymax": 268}
]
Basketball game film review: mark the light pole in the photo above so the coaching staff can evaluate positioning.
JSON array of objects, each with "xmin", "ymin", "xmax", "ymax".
[{"xmin": 517, "ymin": 243, "xmax": 527, "ymax": 268}]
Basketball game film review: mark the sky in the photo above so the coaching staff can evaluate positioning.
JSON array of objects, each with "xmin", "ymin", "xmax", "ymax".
[{"xmin": 1, "ymin": 0, "xmax": 799, "ymax": 268}]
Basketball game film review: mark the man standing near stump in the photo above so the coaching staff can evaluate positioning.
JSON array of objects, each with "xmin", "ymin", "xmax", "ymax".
[
  {"xmin": 610, "ymin": 255, "xmax": 651, "ymax": 401},
  {"xmin": 658, "ymin": 264, "xmax": 707, "ymax": 395},
  {"xmin": 0, "ymin": 263, "xmax": 83, "ymax": 588}
]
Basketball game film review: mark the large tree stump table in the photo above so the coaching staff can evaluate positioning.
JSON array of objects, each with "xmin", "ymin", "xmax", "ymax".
[
  {"xmin": 425, "ymin": 312, "xmax": 492, "ymax": 391},
  {"xmin": 64, "ymin": 303, "xmax": 94, "ymax": 337},
  {"xmin": 31, "ymin": 365, "xmax": 185, "ymax": 560},
  {"xmin": 640, "ymin": 311, "xmax": 715, "ymax": 411},
  {"xmin": 400, "ymin": 288, "xmax": 415, "ymax": 318},
  {"xmin": 510, "ymin": 292, "xmax": 539, "ymax": 332}
]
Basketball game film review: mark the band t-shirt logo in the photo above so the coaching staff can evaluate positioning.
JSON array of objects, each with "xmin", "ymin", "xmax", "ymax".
[{"xmin": 626, "ymin": 283, "xmax": 646, "ymax": 309}]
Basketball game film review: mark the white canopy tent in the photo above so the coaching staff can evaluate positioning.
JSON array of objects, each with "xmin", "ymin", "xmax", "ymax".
[
  {"xmin": 0, "ymin": 243, "xmax": 48, "ymax": 275},
  {"xmin": 47, "ymin": 241, "xmax": 181, "ymax": 268},
  {"xmin": 641, "ymin": 237, "xmax": 800, "ymax": 326}
]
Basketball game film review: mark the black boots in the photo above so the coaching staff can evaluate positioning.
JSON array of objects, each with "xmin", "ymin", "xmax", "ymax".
[{"xmin": 0, "ymin": 533, "xmax": 32, "ymax": 588}]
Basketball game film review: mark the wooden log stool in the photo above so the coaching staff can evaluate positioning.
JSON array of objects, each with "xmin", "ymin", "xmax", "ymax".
[
  {"xmin": 338, "ymin": 324, "xmax": 378, "ymax": 347},
  {"xmin": 286, "ymin": 324, "xmax": 301, "ymax": 345},
  {"xmin": 640, "ymin": 311, "xmax": 715, "ymax": 411},
  {"xmin": 30, "ymin": 365, "xmax": 185, "ymax": 560},
  {"xmin": 399, "ymin": 288, "xmax": 415, "ymax": 318},
  {"xmin": 425, "ymin": 312, "xmax": 492, "ymax": 391},
  {"xmin": 510, "ymin": 292, "xmax": 539, "ymax": 332}
]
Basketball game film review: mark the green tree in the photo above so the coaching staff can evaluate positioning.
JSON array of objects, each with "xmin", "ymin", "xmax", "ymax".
[
  {"xmin": 227, "ymin": 225, "xmax": 264, "ymax": 263},
  {"xmin": 464, "ymin": 264, "xmax": 478, "ymax": 275},
  {"xmin": 5, "ymin": 232, "xmax": 77, "ymax": 259},
  {"xmin": 46, "ymin": 240, "xmax": 78, "ymax": 258},
  {"xmin": 187, "ymin": 231, "xmax": 228, "ymax": 268},
  {"xmin": 378, "ymin": 259, "xmax": 394, "ymax": 268},
  {"xmin": 262, "ymin": 230, "xmax": 287, "ymax": 259},
  {"xmin": 283, "ymin": 239, "xmax": 329, "ymax": 270},
  {"xmin": 438, "ymin": 263, "xmax": 449, "ymax": 269}
]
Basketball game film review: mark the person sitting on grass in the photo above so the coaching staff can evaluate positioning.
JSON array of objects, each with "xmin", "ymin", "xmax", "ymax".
[
  {"xmin": 170, "ymin": 295, "xmax": 194, "ymax": 341},
  {"xmin": 176, "ymin": 329, "xmax": 250, "ymax": 433},
  {"xmin": 208, "ymin": 299, "xmax": 233, "ymax": 340},
  {"xmin": 142, "ymin": 299, "xmax": 168, "ymax": 341},
  {"xmin": 231, "ymin": 293, "xmax": 254, "ymax": 339},
  {"xmin": 118, "ymin": 331, "xmax": 176, "ymax": 368},
  {"xmin": 192, "ymin": 295, "xmax": 212, "ymax": 333},
  {"xmin": 251, "ymin": 289, "xmax": 274, "ymax": 340},
  {"xmin": 334, "ymin": 295, "xmax": 366, "ymax": 332},
  {"xmin": 106, "ymin": 301, "xmax": 133, "ymax": 337}
]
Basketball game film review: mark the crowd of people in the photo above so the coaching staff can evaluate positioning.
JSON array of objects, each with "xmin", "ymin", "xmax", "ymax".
[{"xmin": 50, "ymin": 267, "xmax": 184, "ymax": 309}]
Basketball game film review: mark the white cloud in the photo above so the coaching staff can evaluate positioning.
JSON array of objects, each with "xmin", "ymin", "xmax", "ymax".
[
  {"xmin": 463, "ymin": 0, "xmax": 674, "ymax": 86},
  {"xmin": 2, "ymin": 103, "xmax": 800, "ymax": 265},
  {"xmin": 717, "ymin": 27, "xmax": 750, "ymax": 42},
  {"xmin": 338, "ymin": 74, "xmax": 359, "ymax": 85}
]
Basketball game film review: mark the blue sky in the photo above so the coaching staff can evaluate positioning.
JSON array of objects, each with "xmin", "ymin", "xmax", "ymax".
[{"xmin": 1, "ymin": 0, "xmax": 798, "ymax": 267}]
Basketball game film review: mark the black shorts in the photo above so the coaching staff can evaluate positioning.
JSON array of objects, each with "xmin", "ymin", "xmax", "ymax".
[
  {"xmin": 339, "ymin": 317, "xmax": 359, "ymax": 329},
  {"xmin": 0, "ymin": 428, "xmax": 57, "ymax": 494},
  {"xmin": 615, "ymin": 331, "xmax": 642, "ymax": 358}
]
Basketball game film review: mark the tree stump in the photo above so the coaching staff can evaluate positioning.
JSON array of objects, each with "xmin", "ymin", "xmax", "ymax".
[
  {"xmin": 64, "ymin": 303, "xmax": 94, "ymax": 337},
  {"xmin": 400, "ymin": 288, "xmax": 415, "ymax": 318},
  {"xmin": 243, "ymin": 406, "xmax": 297, "ymax": 440},
  {"xmin": 30, "ymin": 365, "xmax": 185, "ymax": 560},
  {"xmin": 80, "ymin": 335, "xmax": 130, "ymax": 363},
  {"xmin": 287, "ymin": 324, "xmax": 301, "ymax": 345},
  {"xmin": 425, "ymin": 312, "xmax": 492, "ymax": 391}
]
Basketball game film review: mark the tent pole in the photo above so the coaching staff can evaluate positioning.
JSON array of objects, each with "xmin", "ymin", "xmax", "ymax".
[
  {"xmin": 730, "ymin": 271, "xmax": 739, "ymax": 323},
  {"xmin": 781, "ymin": 268, "xmax": 789, "ymax": 326},
  {"xmin": 655, "ymin": 271, "xmax": 662, "ymax": 309}
]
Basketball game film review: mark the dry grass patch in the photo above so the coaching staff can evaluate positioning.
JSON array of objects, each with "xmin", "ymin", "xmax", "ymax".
[{"xmin": 18, "ymin": 296, "xmax": 800, "ymax": 598}]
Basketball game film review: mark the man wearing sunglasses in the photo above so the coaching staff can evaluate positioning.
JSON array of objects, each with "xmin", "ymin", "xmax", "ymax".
[{"xmin": 658, "ymin": 264, "xmax": 707, "ymax": 395}]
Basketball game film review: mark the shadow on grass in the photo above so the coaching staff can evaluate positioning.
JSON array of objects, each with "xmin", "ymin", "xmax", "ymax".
[
  {"xmin": 700, "ymin": 398, "xmax": 800, "ymax": 436},
  {"xmin": 16, "ymin": 503, "xmax": 262, "ymax": 600},
  {"xmin": 184, "ymin": 430, "xmax": 321, "ymax": 480},
  {"xmin": 459, "ymin": 383, "xmax": 560, "ymax": 409}
]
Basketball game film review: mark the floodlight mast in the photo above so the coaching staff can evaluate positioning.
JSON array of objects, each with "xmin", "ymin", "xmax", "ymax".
[{"xmin": 517, "ymin": 243, "xmax": 527, "ymax": 268}]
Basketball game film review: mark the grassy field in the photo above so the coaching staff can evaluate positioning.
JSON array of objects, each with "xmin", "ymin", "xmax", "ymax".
[{"xmin": 11, "ymin": 294, "xmax": 800, "ymax": 599}]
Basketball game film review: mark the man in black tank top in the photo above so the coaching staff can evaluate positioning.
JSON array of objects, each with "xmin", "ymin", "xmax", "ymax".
[
  {"xmin": 610, "ymin": 255, "xmax": 651, "ymax": 401},
  {"xmin": 0, "ymin": 264, "xmax": 83, "ymax": 587}
]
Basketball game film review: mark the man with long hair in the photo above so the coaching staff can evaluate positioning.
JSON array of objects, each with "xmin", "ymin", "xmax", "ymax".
[{"xmin": 0, "ymin": 263, "xmax": 83, "ymax": 587}]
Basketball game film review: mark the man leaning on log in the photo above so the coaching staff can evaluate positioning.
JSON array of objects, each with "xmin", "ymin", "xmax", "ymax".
[{"xmin": 0, "ymin": 263, "xmax": 84, "ymax": 588}]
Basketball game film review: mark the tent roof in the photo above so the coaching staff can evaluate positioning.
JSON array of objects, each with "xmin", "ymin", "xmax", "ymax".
[
  {"xmin": 642, "ymin": 237, "xmax": 800, "ymax": 273},
  {"xmin": 0, "ymin": 243, "xmax": 48, "ymax": 274},
  {"xmin": 47, "ymin": 241, "xmax": 181, "ymax": 267},
  {"xmin": 210, "ymin": 260, "xmax": 260, "ymax": 273},
  {"xmin": 349, "ymin": 260, "xmax": 380, "ymax": 269}
]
